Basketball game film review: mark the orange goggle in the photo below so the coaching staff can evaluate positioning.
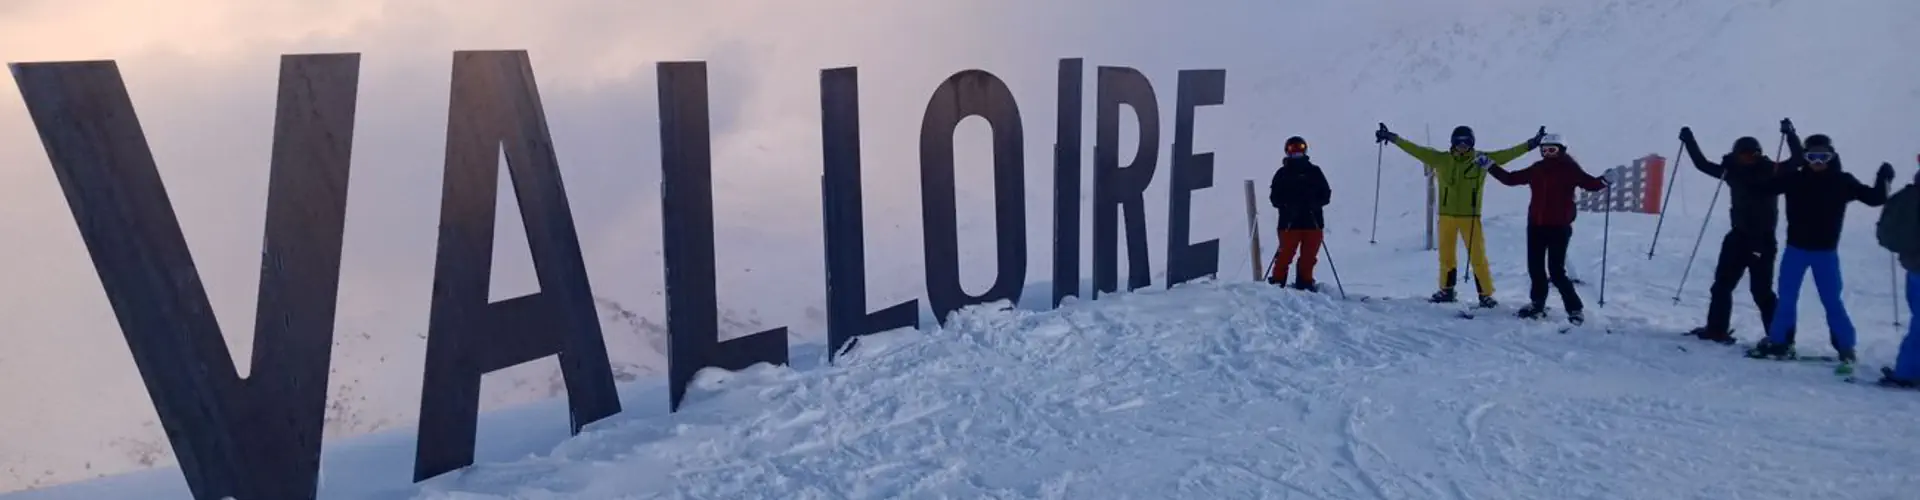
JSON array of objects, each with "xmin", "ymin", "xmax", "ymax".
[
  {"xmin": 1541, "ymin": 145, "xmax": 1563, "ymax": 154},
  {"xmin": 1285, "ymin": 142, "xmax": 1308, "ymax": 155}
]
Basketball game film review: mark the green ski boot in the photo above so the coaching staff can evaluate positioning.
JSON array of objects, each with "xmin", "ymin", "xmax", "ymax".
[{"xmin": 1836, "ymin": 349, "xmax": 1858, "ymax": 377}]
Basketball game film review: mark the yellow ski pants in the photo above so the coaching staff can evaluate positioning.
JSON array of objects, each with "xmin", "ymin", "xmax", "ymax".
[{"xmin": 1437, "ymin": 215, "xmax": 1494, "ymax": 296}]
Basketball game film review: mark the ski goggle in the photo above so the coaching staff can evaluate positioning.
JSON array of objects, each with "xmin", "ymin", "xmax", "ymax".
[
  {"xmin": 1805, "ymin": 151, "xmax": 1835, "ymax": 163},
  {"xmin": 1541, "ymin": 145, "xmax": 1563, "ymax": 155},
  {"xmin": 1451, "ymin": 135, "xmax": 1475, "ymax": 147},
  {"xmin": 1285, "ymin": 141, "xmax": 1308, "ymax": 156}
]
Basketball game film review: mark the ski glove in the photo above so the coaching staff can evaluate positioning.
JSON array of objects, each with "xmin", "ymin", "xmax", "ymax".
[
  {"xmin": 1678, "ymin": 126, "xmax": 1695, "ymax": 144},
  {"xmin": 1473, "ymin": 153, "xmax": 1494, "ymax": 170},
  {"xmin": 1526, "ymin": 126, "xmax": 1547, "ymax": 149},
  {"xmin": 1374, "ymin": 123, "xmax": 1397, "ymax": 144},
  {"xmin": 1879, "ymin": 162, "xmax": 1897, "ymax": 183},
  {"xmin": 1780, "ymin": 118, "xmax": 1795, "ymax": 136}
]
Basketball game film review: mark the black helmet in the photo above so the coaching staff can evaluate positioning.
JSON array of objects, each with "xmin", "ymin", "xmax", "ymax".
[{"xmin": 1450, "ymin": 125, "xmax": 1475, "ymax": 148}]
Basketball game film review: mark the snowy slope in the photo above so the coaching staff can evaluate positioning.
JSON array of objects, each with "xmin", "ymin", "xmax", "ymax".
[
  {"xmin": 15, "ymin": 213, "xmax": 1920, "ymax": 499},
  {"xmin": 5, "ymin": 0, "xmax": 1920, "ymax": 494}
]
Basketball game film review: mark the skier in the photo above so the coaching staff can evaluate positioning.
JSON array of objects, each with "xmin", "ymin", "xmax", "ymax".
[
  {"xmin": 1485, "ymin": 134, "xmax": 1609, "ymax": 324},
  {"xmin": 1267, "ymin": 136, "xmax": 1332, "ymax": 290},
  {"xmin": 1376, "ymin": 123, "xmax": 1545, "ymax": 307},
  {"xmin": 1871, "ymin": 160, "xmax": 1920, "ymax": 387},
  {"xmin": 1746, "ymin": 130, "xmax": 1895, "ymax": 373},
  {"xmin": 1678, "ymin": 121, "xmax": 1791, "ymax": 344}
]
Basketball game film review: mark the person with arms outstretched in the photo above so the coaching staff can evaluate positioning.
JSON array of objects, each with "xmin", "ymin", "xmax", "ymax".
[
  {"xmin": 1376, "ymin": 123, "xmax": 1544, "ymax": 307},
  {"xmin": 1677, "ymin": 120, "xmax": 1792, "ymax": 344},
  {"xmin": 1746, "ymin": 130, "xmax": 1894, "ymax": 376},
  {"xmin": 1267, "ymin": 136, "xmax": 1332, "ymax": 290},
  {"xmin": 1485, "ymin": 134, "xmax": 1609, "ymax": 325}
]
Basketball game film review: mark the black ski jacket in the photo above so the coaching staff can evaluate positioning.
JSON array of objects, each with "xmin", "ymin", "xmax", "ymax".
[
  {"xmin": 1683, "ymin": 139, "xmax": 1783, "ymax": 245},
  {"xmin": 1760, "ymin": 155, "xmax": 1890, "ymax": 251},
  {"xmin": 1269, "ymin": 156, "xmax": 1332, "ymax": 230}
]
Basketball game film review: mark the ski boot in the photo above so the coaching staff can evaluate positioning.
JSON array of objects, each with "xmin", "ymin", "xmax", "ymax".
[
  {"xmin": 1686, "ymin": 326, "xmax": 1738, "ymax": 345},
  {"xmin": 1476, "ymin": 295, "xmax": 1498, "ymax": 309},
  {"xmin": 1429, "ymin": 288, "xmax": 1457, "ymax": 303},
  {"xmin": 1290, "ymin": 280, "xmax": 1319, "ymax": 292},
  {"xmin": 1266, "ymin": 275, "xmax": 1286, "ymax": 286},
  {"xmin": 1877, "ymin": 367, "xmax": 1920, "ymax": 389},
  {"xmin": 1514, "ymin": 303, "xmax": 1548, "ymax": 320},
  {"xmin": 1567, "ymin": 309, "xmax": 1585, "ymax": 326},
  {"xmin": 1836, "ymin": 348, "xmax": 1858, "ymax": 377},
  {"xmin": 1745, "ymin": 339, "xmax": 1797, "ymax": 360}
]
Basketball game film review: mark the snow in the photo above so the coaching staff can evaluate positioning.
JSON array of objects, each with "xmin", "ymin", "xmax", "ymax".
[
  {"xmin": 389, "ymin": 267, "xmax": 1920, "ymax": 499},
  {"xmin": 6, "ymin": 0, "xmax": 1920, "ymax": 497},
  {"xmin": 16, "ymin": 213, "xmax": 1920, "ymax": 498}
]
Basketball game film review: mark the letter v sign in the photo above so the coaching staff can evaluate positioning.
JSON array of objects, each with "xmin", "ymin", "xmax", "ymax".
[{"xmin": 10, "ymin": 54, "xmax": 359, "ymax": 500}]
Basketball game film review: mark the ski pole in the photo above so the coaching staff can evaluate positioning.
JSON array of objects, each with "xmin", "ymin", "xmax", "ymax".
[
  {"xmin": 1601, "ymin": 181, "xmax": 1613, "ymax": 307},
  {"xmin": 1894, "ymin": 253, "xmax": 1902, "ymax": 327},
  {"xmin": 1370, "ymin": 141, "xmax": 1383, "ymax": 244},
  {"xmin": 1321, "ymin": 239, "xmax": 1348, "ymax": 300},
  {"xmin": 1672, "ymin": 173, "xmax": 1726, "ymax": 303},
  {"xmin": 1648, "ymin": 142, "xmax": 1685, "ymax": 259}
]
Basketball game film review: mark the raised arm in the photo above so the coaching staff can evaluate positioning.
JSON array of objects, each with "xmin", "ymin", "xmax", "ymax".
[
  {"xmin": 1782, "ymin": 119, "xmax": 1805, "ymax": 158},
  {"xmin": 1854, "ymin": 163, "xmax": 1894, "ymax": 206},
  {"xmin": 1679, "ymin": 129, "xmax": 1725, "ymax": 179},
  {"xmin": 1391, "ymin": 136, "xmax": 1450, "ymax": 168},
  {"xmin": 1483, "ymin": 140, "xmax": 1534, "ymax": 166},
  {"xmin": 1486, "ymin": 164, "xmax": 1530, "ymax": 186}
]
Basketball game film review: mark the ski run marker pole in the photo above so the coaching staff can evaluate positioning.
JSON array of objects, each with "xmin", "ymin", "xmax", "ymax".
[{"xmin": 1243, "ymin": 179, "xmax": 1263, "ymax": 281}]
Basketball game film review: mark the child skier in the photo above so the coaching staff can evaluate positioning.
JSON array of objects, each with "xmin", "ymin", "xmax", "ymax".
[
  {"xmin": 1376, "ymin": 123, "xmax": 1545, "ymax": 307},
  {"xmin": 1872, "ymin": 160, "xmax": 1920, "ymax": 387},
  {"xmin": 1267, "ymin": 136, "xmax": 1332, "ymax": 290},
  {"xmin": 1678, "ymin": 122, "xmax": 1790, "ymax": 344},
  {"xmin": 1485, "ymin": 134, "xmax": 1610, "ymax": 325},
  {"xmin": 1747, "ymin": 131, "xmax": 1895, "ymax": 374}
]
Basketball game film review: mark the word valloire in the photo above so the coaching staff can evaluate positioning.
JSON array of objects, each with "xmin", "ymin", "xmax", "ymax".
[{"xmin": 8, "ymin": 51, "xmax": 1227, "ymax": 500}]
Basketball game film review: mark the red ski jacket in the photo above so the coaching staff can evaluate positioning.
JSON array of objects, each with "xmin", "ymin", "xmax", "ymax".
[{"xmin": 1487, "ymin": 154, "xmax": 1609, "ymax": 227}]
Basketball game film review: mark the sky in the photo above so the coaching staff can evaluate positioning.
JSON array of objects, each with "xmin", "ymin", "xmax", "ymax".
[
  {"xmin": 0, "ymin": 0, "xmax": 1297, "ymax": 489},
  {"xmin": 4, "ymin": 0, "xmax": 1919, "ymax": 493}
]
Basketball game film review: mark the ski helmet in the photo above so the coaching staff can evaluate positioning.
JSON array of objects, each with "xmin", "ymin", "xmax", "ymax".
[
  {"xmin": 1803, "ymin": 134, "xmax": 1837, "ymax": 165},
  {"xmin": 1450, "ymin": 125, "xmax": 1475, "ymax": 148},
  {"xmin": 1732, "ymin": 136, "xmax": 1763, "ymax": 155},
  {"xmin": 1539, "ymin": 133, "xmax": 1565, "ymax": 154},
  {"xmin": 1284, "ymin": 136, "xmax": 1308, "ymax": 157}
]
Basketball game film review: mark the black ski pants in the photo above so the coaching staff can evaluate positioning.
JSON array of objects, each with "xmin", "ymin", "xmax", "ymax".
[
  {"xmin": 1527, "ymin": 225, "xmax": 1583, "ymax": 311},
  {"xmin": 1705, "ymin": 231, "xmax": 1790, "ymax": 340}
]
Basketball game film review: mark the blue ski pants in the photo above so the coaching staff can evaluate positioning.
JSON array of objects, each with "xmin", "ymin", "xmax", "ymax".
[
  {"xmin": 1896, "ymin": 272, "xmax": 1920, "ymax": 380},
  {"xmin": 1766, "ymin": 246, "xmax": 1855, "ymax": 351}
]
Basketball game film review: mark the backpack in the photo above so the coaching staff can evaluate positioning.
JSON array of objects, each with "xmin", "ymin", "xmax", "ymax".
[{"xmin": 1876, "ymin": 184, "xmax": 1920, "ymax": 254}]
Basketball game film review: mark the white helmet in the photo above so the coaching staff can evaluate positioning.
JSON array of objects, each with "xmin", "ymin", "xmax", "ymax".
[{"xmin": 1540, "ymin": 133, "xmax": 1565, "ymax": 148}]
